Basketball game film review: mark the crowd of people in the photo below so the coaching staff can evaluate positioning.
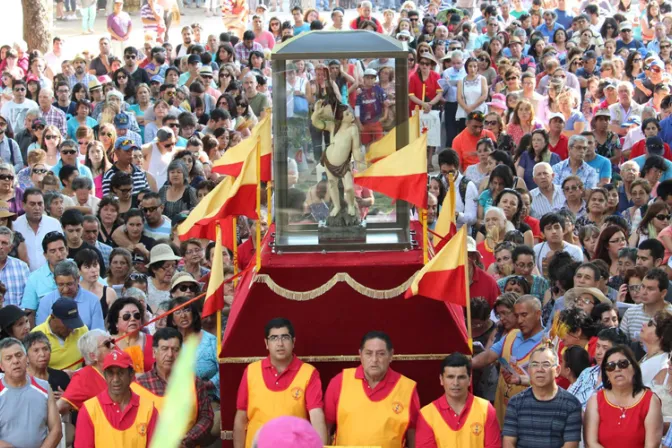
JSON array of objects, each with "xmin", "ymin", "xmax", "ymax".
[{"xmin": 7, "ymin": 0, "xmax": 672, "ymax": 446}]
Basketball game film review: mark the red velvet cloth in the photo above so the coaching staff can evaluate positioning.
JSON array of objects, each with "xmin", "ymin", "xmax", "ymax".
[{"xmin": 218, "ymin": 222, "xmax": 470, "ymax": 445}]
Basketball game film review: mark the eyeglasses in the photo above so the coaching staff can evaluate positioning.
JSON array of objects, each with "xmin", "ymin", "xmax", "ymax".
[
  {"xmin": 648, "ymin": 318, "xmax": 657, "ymax": 327},
  {"xmin": 0, "ymin": 175, "xmax": 14, "ymax": 182},
  {"xmin": 267, "ymin": 334, "xmax": 292, "ymax": 342},
  {"xmin": 185, "ymin": 249, "xmax": 202, "ymax": 256},
  {"xmin": 124, "ymin": 54, "xmax": 137, "ymax": 59},
  {"xmin": 116, "ymin": 187, "xmax": 132, "ymax": 194},
  {"xmin": 605, "ymin": 359, "xmax": 631, "ymax": 372},
  {"xmin": 656, "ymin": 214, "xmax": 671, "ymax": 221},
  {"xmin": 628, "ymin": 284, "xmax": 642, "ymax": 292},
  {"xmin": 61, "ymin": 149, "xmax": 77, "ymax": 156},
  {"xmin": 174, "ymin": 307, "xmax": 193, "ymax": 316},
  {"xmin": 44, "ymin": 135, "xmax": 57, "ymax": 140},
  {"xmin": 529, "ymin": 361, "xmax": 556, "ymax": 370},
  {"xmin": 608, "ymin": 237, "xmax": 626, "ymax": 244},
  {"xmin": 32, "ymin": 125, "xmax": 45, "ymax": 131},
  {"xmin": 121, "ymin": 312, "xmax": 142, "ymax": 322},
  {"xmin": 101, "ymin": 133, "xmax": 114, "ymax": 138},
  {"xmin": 32, "ymin": 169, "xmax": 47, "ymax": 175},
  {"xmin": 563, "ymin": 185, "xmax": 580, "ymax": 192},
  {"xmin": 142, "ymin": 205, "xmax": 160, "ymax": 214}
]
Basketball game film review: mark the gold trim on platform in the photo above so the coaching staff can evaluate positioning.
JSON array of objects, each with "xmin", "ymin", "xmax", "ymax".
[
  {"xmin": 219, "ymin": 354, "xmax": 461, "ymax": 363},
  {"xmin": 252, "ymin": 272, "xmax": 418, "ymax": 301}
]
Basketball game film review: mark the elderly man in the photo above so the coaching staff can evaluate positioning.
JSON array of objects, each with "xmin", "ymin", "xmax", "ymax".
[
  {"xmin": 325, "ymin": 331, "xmax": 420, "ymax": 447},
  {"xmin": 0, "ymin": 226, "xmax": 29, "ymax": 307},
  {"xmin": 32, "ymin": 298, "xmax": 89, "ymax": 370},
  {"xmin": 502, "ymin": 347, "xmax": 582, "ymax": 448},
  {"xmin": 82, "ymin": 216, "xmax": 113, "ymax": 272},
  {"xmin": 0, "ymin": 80, "xmax": 38, "ymax": 134},
  {"xmin": 609, "ymin": 82, "xmax": 643, "ymax": 136},
  {"xmin": 472, "ymin": 295, "xmax": 545, "ymax": 425},
  {"xmin": 234, "ymin": 318, "xmax": 326, "ymax": 447},
  {"xmin": 36, "ymin": 259, "xmax": 104, "ymax": 330},
  {"xmin": 133, "ymin": 328, "xmax": 215, "ymax": 447},
  {"xmin": 551, "ymin": 135, "xmax": 598, "ymax": 190},
  {"xmin": 58, "ymin": 329, "xmax": 113, "ymax": 414},
  {"xmin": 0, "ymin": 337, "xmax": 62, "ymax": 447},
  {"xmin": 102, "ymin": 137, "xmax": 150, "ymax": 195},
  {"xmin": 37, "ymin": 87, "xmax": 67, "ymax": 142},
  {"xmin": 14, "ymin": 188, "xmax": 64, "ymax": 272},
  {"xmin": 75, "ymin": 350, "xmax": 159, "ymax": 448},
  {"xmin": 529, "ymin": 162, "xmax": 565, "ymax": 218},
  {"xmin": 617, "ymin": 161, "xmax": 641, "ymax": 212},
  {"xmin": 416, "ymin": 353, "xmax": 501, "ymax": 447},
  {"xmin": 12, "ymin": 108, "xmax": 40, "ymax": 161}
]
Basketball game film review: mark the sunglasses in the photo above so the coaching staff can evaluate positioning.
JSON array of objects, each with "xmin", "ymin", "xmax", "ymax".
[
  {"xmin": 605, "ymin": 359, "xmax": 631, "ymax": 372},
  {"xmin": 14, "ymin": 88, "xmax": 26, "ymax": 92},
  {"xmin": 33, "ymin": 125, "xmax": 45, "ymax": 131},
  {"xmin": 167, "ymin": 123, "xmax": 179, "ymax": 128},
  {"xmin": 163, "ymin": 143, "xmax": 175, "ymax": 148},
  {"xmin": 99, "ymin": 339, "xmax": 114, "ymax": 349},
  {"xmin": 142, "ymin": 205, "xmax": 160, "ymax": 214},
  {"xmin": 662, "ymin": 45, "xmax": 672, "ymax": 49},
  {"xmin": 0, "ymin": 175, "xmax": 13, "ymax": 181},
  {"xmin": 634, "ymin": 58, "xmax": 642, "ymax": 62},
  {"xmin": 124, "ymin": 54, "xmax": 137, "ymax": 59},
  {"xmin": 44, "ymin": 135, "xmax": 57, "ymax": 140},
  {"xmin": 129, "ymin": 273, "xmax": 147, "ymax": 281},
  {"xmin": 478, "ymin": 57, "xmax": 488, "ymax": 62},
  {"xmin": 563, "ymin": 185, "xmax": 580, "ymax": 192},
  {"xmin": 484, "ymin": 120, "xmax": 497, "ymax": 125},
  {"xmin": 121, "ymin": 312, "xmax": 142, "ymax": 322},
  {"xmin": 419, "ymin": 61, "xmax": 432, "ymax": 66},
  {"xmin": 32, "ymin": 169, "xmax": 47, "ymax": 175},
  {"xmin": 656, "ymin": 214, "xmax": 671, "ymax": 221},
  {"xmin": 101, "ymin": 132, "xmax": 114, "ymax": 138},
  {"xmin": 61, "ymin": 150, "xmax": 77, "ymax": 156},
  {"xmin": 506, "ymin": 76, "xmax": 519, "ymax": 81},
  {"xmin": 176, "ymin": 284, "xmax": 199, "ymax": 293}
]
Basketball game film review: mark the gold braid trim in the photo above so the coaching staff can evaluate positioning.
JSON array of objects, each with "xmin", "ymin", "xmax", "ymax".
[
  {"xmin": 252, "ymin": 272, "xmax": 418, "ymax": 301},
  {"xmin": 219, "ymin": 354, "xmax": 463, "ymax": 363}
]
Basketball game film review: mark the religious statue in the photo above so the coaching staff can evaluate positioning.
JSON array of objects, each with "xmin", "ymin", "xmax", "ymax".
[{"xmin": 311, "ymin": 100, "xmax": 364, "ymax": 227}]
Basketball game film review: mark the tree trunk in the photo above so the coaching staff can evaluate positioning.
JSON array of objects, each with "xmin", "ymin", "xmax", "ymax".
[{"xmin": 22, "ymin": 0, "xmax": 52, "ymax": 53}]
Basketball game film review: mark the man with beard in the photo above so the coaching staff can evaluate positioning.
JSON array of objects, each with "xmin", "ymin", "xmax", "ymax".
[
  {"xmin": 0, "ymin": 80, "xmax": 38, "ymax": 134},
  {"xmin": 66, "ymin": 54, "xmax": 97, "ymax": 89},
  {"xmin": 89, "ymin": 37, "xmax": 114, "ymax": 76},
  {"xmin": 123, "ymin": 47, "xmax": 151, "ymax": 86},
  {"xmin": 175, "ymin": 26, "xmax": 194, "ymax": 59}
]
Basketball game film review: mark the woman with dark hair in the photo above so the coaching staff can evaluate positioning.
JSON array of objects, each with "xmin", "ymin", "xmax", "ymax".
[
  {"xmin": 66, "ymin": 100, "xmax": 97, "ymax": 140},
  {"xmin": 593, "ymin": 226, "xmax": 628, "ymax": 277},
  {"xmin": 173, "ymin": 150, "xmax": 205, "ymax": 188},
  {"xmin": 234, "ymin": 95, "xmax": 257, "ymax": 131},
  {"xmin": 216, "ymin": 65, "xmax": 235, "ymax": 96},
  {"xmin": 106, "ymin": 247, "xmax": 132, "ymax": 296},
  {"xmin": 552, "ymin": 28, "xmax": 568, "ymax": 62},
  {"xmin": 113, "ymin": 68, "xmax": 137, "ymax": 104},
  {"xmin": 167, "ymin": 296, "xmax": 220, "ymax": 396},
  {"xmin": 625, "ymin": 51, "xmax": 644, "ymax": 82},
  {"xmin": 591, "ymin": 301, "xmax": 620, "ymax": 329},
  {"xmin": 585, "ymin": 345, "xmax": 662, "ymax": 447},
  {"xmin": 76, "ymin": 248, "xmax": 117, "ymax": 318},
  {"xmin": 116, "ymin": 208, "xmax": 155, "ymax": 273},
  {"xmin": 622, "ymin": 179, "xmax": 652, "ymax": 235},
  {"xmin": 600, "ymin": 18, "xmax": 620, "ymax": 40},
  {"xmin": 478, "ymin": 150, "xmax": 526, "ymax": 192},
  {"xmin": 0, "ymin": 305, "xmax": 30, "ymax": 340},
  {"xmin": 97, "ymin": 195, "xmax": 122, "ymax": 247},
  {"xmin": 577, "ymin": 187, "xmax": 609, "ymax": 229},
  {"xmin": 85, "ymin": 141, "xmax": 113, "ymax": 199},
  {"xmin": 502, "ymin": 275, "xmax": 531, "ymax": 295},
  {"xmin": 561, "ymin": 345, "xmax": 591, "ymax": 389},
  {"xmin": 465, "ymin": 137, "xmax": 495, "ymax": 186},
  {"xmin": 71, "ymin": 82, "xmax": 90, "ymax": 103},
  {"xmin": 428, "ymin": 175, "xmax": 446, "ymax": 208},
  {"xmin": 631, "ymin": 201, "xmax": 670, "ymax": 248},
  {"xmin": 268, "ymin": 16, "xmax": 282, "ymax": 42},
  {"xmin": 106, "ymin": 296, "xmax": 155, "ymax": 374},
  {"xmin": 216, "ymin": 92, "xmax": 236, "ymax": 115},
  {"xmin": 477, "ymin": 53, "xmax": 496, "ymax": 86},
  {"xmin": 639, "ymin": 309, "xmax": 672, "ymax": 386},
  {"xmin": 516, "ymin": 129, "xmax": 560, "ymax": 190},
  {"xmin": 492, "ymin": 188, "xmax": 534, "ymax": 246},
  {"xmin": 214, "ymin": 44, "xmax": 238, "ymax": 72},
  {"xmin": 478, "ymin": 164, "xmax": 514, "ymax": 224},
  {"xmin": 484, "ymin": 112, "xmax": 516, "ymax": 156}
]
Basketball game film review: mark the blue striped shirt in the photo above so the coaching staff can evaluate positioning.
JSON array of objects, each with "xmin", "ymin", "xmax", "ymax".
[{"xmin": 0, "ymin": 256, "xmax": 30, "ymax": 307}]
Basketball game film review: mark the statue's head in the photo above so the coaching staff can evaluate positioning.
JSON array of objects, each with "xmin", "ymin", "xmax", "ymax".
[{"xmin": 335, "ymin": 104, "xmax": 355, "ymax": 123}]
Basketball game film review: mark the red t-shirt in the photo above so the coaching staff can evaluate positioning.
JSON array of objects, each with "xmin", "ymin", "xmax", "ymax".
[
  {"xmin": 453, "ymin": 129, "xmax": 497, "ymax": 170},
  {"xmin": 524, "ymin": 215, "xmax": 542, "ymax": 240},
  {"xmin": 74, "ymin": 390, "xmax": 159, "ymax": 448},
  {"xmin": 349, "ymin": 16, "xmax": 384, "ymax": 33},
  {"xmin": 236, "ymin": 355, "xmax": 324, "ymax": 411},
  {"xmin": 61, "ymin": 366, "xmax": 108, "ymax": 411},
  {"xmin": 416, "ymin": 395, "xmax": 502, "ymax": 448},
  {"xmin": 629, "ymin": 139, "xmax": 672, "ymax": 160},
  {"xmin": 550, "ymin": 134, "xmax": 569, "ymax": 160},
  {"xmin": 470, "ymin": 266, "xmax": 500, "ymax": 307},
  {"xmin": 324, "ymin": 365, "xmax": 420, "ymax": 427},
  {"xmin": 408, "ymin": 71, "xmax": 442, "ymax": 116}
]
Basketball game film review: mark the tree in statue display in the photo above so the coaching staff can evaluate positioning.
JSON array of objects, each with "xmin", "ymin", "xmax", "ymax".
[
  {"xmin": 311, "ymin": 100, "xmax": 364, "ymax": 226},
  {"xmin": 23, "ymin": 0, "xmax": 52, "ymax": 53}
]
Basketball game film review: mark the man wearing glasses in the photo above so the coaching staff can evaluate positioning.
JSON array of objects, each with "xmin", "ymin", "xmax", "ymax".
[
  {"xmin": 616, "ymin": 22, "xmax": 643, "ymax": 52},
  {"xmin": 102, "ymin": 138, "xmax": 150, "ymax": 196},
  {"xmin": 123, "ymin": 47, "xmax": 151, "ymax": 86},
  {"xmin": 0, "ymin": 80, "xmax": 38, "ymax": 135},
  {"xmin": 233, "ymin": 318, "xmax": 327, "ymax": 447}
]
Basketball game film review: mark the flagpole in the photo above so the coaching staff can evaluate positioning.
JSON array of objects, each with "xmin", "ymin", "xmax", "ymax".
[
  {"xmin": 267, "ymin": 181, "xmax": 272, "ymax": 219},
  {"xmin": 422, "ymin": 208, "xmax": 428, "ymax": 264},
  {"xmin": 464, "ymin": 233, "xmax": 473, "ymax": 354},
  {"xmin": 215, "ymin": 223, "xmax": 223, "ymax": 354},
  {"xmin": 256, "ymin": 138, "xmax": 262, "ymax": 271},
  {"xmin": 232, "ymin": 217, "xmax": 239, "ymax": 287}
]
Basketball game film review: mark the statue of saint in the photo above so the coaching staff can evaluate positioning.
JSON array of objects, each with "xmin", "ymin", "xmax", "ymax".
[{"xmin": 311, "ymin": 100, "xmax": 364, "ymax": 222}]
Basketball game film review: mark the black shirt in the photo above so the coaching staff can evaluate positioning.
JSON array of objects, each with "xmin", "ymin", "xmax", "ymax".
[
  {"xmin": 129, "ymin": 66, "xmax": 151, "ymax": 86},
  {"xmin": 68, "ymin": 242, "xmax": 107, "ymax": 277},
  {"xmin": 47, "ymin": 367, "xmax": 71, "ymax": 393}
]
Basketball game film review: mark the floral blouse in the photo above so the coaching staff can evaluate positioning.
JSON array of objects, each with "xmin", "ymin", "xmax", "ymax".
[{"xmin": 595, "ymin": 131, "xmax": 621, "ymax": 159}]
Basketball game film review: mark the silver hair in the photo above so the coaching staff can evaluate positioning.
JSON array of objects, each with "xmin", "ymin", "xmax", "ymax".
[
  {"xmin": 516, "ymin": 294, "xmax": 542, "ymax": 310},
  {"xmin": 451, "ymin": 50, "xmax": 463, "ymax": 60},
  {"xmin": 72, "ymin": 176, "xmax": 93, "ymax": 191},
  {"xmin": 26, "ymin": 108, "xmax": 41, "ymax": 119},
  {"xmin": 0, "ymin": 337, "xmax": 25, "ymax": 355},
  {"xmin": 40, "ymin": 87, "xmax": 54, "ymax": 98},
  {"xmin": 530, "ymin": 345, "xmax": 559, "ymax": 365},
  {"xmin": 124, "ymin": 287, "xmax": 148, "ymax": 304},
  {"xmin": 617, "ymin": 81, "xmax": 634, "ymax": 94},
  {"xmin": 533, "ymin": 162, "xmax": 553, "ymax": 174},
  {"xmin": 78, "ymin": 329, "xmax": 110, "ymax": 365},
  {"xmin": 0, "ymin": 163, "xmax": 15, "ymax": 175},
  {"xmin": 485, "ymin": 206, "xmax": 507, "ymax": 222},
  {"xmin": 621, "ymin": 160, "xmax": 640, "ymax": 172},
  {"xmin": 642, "ymin": 106, "xmax": 657, "ymax": 120},
  {"xmin": 0, "ymin": 226, "xmax": 13, "ymax": 240},
  {"xmin": 568, "ymin": 135, "xmax": 587, "ymax": 149},
  {"xmin": 44, "ymin": 191, "xmax": 64, "ymax": 212},
  {"xmin": 54, "ymin": 259, "xmax": 80, "ymax": 279},
  {"xmin": 167, "ymin": 160, "xmax": 189, "ymax": 184}
]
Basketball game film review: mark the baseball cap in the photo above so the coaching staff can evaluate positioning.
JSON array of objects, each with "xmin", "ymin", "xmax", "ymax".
[
  {"xmin": 156, "ymin": 127, "xmax": 175, "ymax": 143},
  {"xmin": 582, "ymin": 50, "xmax": 597, "ymax": 61},
  {"xmin": 113, "ymin": 0, "xmax": 124, "ymax": 3},
  {"xmin": 103, "ymin": 350, "xmax": 134, "ymax": 370},
  {"xmin": 114, "ymin": 137, "xmax": 137, "ymax": 151},
  {"xmin": 622, "ymin": 116, "xmax": 642, "ymax": 127},
  {"xmin": 52, "ymin": 298, "xmax": 84, "ymax": 330},
  {"xmin": 114, "ymin": 112, "xmax": 130, "ymax": 130},
  {"xmin": 187, "ymin": 54, "xmax": 201, "ymax": 65},
  {"xmin": 548, "ymin": 112, "xmax": 566, "ymax": 122},
  {"xmin": 594, "ymin": 108, "xmax": 611, "ymax": 118},
  {"xmin": 620, "ymin": 22, "xmax": 633, "ymax": 31},
  {"xmin": 647, "ymin": 136, "xmax": 665, "ymax": 154},
  {"xmin": 363, "ymin": 68, "xmax": 377, "ymax": 77},
  {"xmin": 602, "ymin": 79, "xmax": 617, "ymax": 90},
  {"xmin": 150, "ymin": 75, "xmax": 164, "ymax": 84},
  {"xmin": 649, "ymin": 60, "xmax": 664, "ymax": 70},
  {"xmin": 32, "ymin": 117, "xmax": 47, "ymax": 129}
]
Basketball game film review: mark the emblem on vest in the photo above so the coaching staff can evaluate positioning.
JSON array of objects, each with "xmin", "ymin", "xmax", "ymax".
[
  {"xmin": 391, "ymin": 401, "xmax": 404, "ymax": 414},
  {"xmin": 137, "ymin": 423, "xmax": 147, "ymax": 436},
  {"xmin": 291, "ymin": 387, "xmax": 304, "ymax": 400},
  {"xmin": 471, "ymin": 422, "xmax": 483, "ymax": 436}
]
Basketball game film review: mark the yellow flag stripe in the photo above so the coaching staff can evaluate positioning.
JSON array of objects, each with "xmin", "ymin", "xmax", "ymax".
[
  {"xmin": 410, "ymin": 226, "xmax": 468, "ymax": 295},
  {"xmin": 433, "ymin": 174, "xmax": 456, "ymax": 243},
  {"xmin": 355, "ymin": 133, "xmax": 427, "ymax": 179}
]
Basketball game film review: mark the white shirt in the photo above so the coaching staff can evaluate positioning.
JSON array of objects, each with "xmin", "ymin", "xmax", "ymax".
[
  {"xmin": 529, "ymin": 186, "xmax": 566, "ymax": 219},
  {"xmin": 444, "ymin": 173, "xmax": 478, "ymax": 234},
  {"xmin": 13, "ymin": 214, "xmax": 64, "ymax": 272},
  {"xmin": 44, "ymin": 52, "xmax": 63, "ymax": 75},
  {"xmin": 533, "ymin": 240, "xmax": 584, "ymax": 272}
]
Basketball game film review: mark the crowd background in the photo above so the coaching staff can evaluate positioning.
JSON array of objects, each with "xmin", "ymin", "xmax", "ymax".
[{"xmin": 8, "ymin": 0, "xmax": 672, "ymax": 446}]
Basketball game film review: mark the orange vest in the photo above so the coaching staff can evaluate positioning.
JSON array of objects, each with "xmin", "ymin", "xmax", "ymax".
[
  {"xmin": 245, "ymin": 360, "xmax": 315, "ymax": 448},
  {"xmin": 419, "ymin": 397, "xmax": 489, "ymax": 448},
  {"xmin": 335, "ymin": 368, "xmax": 416, "ymax": 448},
  {"xmin": 129, "ymin": 382, "xmax": 199, "ymax": 429},
  {"xmin": 82, "ymin": 394, "xmax": 155, "ymax": 448},
  {"xmin": 494, "ymin": 330, "xmax": 541, "ymax": 425}
]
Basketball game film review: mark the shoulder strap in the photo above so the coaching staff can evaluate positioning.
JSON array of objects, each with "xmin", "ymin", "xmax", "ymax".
[
  {"xmin": 7, "ymin": 139, "xmax": 16, "ymax": 166},
  {"xmin": 459, "ymin": 176, "xmax": 469, "ymax": 203}
]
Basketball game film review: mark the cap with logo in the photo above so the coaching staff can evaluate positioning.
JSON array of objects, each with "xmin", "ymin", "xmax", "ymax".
[
  {"xmin": 150, "ymin": 75, "xmax": 165, "ymax": 84},
  {"xmin": 52, "ymin": 298, "xmax": 84, "ymax": 330},
  {"xmin": 114, "ymin": 137, "xmax": 138, "ymax": 151},
  {"xmin": 103, "ymin": 350, "xmax": 134, "ymax": 370},
  {"xmin": 114, "ymin": 112, "xmax": 130, "ymax": 130},
  {"xmin": 32, "ymin": 118, "xmax": 47, "ymax": 129}
]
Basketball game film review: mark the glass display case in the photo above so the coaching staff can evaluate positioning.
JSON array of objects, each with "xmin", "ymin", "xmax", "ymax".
[{"xmin": 271, "ymin": 30, "xmax": 414, "ymax": 252}]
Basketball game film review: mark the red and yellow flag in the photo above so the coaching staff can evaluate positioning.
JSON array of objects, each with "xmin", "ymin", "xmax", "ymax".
[
  {"xmin": 405, "ymin": 226, "xmax": 469, "ymax": 306},
  {"xmin": 178, "ymin": 148, "xmax": 259, "ymax": 241},
  {"xmin": 354, "ymin": 133, "xmax": 428, "ymax": 209},
  {"xmin": 366, "ymin": 114, "xmax": 420, "ymax": 163},
  {"xmin": 212, "ymin": 115, "xmax": 272, "ymax": 181},
  {"xmin": 202, "ymin": 225, "xmax": 226, "ymax": 318},
  {"xmin": 432, "ymin": 173, "xmax": 457, "ymax": 252}
]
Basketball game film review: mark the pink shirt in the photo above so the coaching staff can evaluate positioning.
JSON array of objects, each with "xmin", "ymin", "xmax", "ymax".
[{"xmin": 254, "ymin": 30, "xmax": 276, "ymax": 50}]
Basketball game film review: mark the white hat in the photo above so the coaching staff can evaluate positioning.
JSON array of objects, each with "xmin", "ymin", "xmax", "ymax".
[
  {"xmin": 149, "ymin": 244, "xmax": 181, "ymax": 266},
  {"xmin": 548, "ymin": 112, "xmax": 566, "ymax": 122},
  {"xmin": 363, "ymin": 68, "xmax": 378, "ymax": 77},
  {"xmin": 467, "ymin": 236, "xmax": 478, "ymax": 253}
]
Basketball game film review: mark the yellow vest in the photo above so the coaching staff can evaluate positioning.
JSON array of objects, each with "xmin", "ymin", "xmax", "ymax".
[
  {"xmin": 419, "ymin": 397, "xmax": 489, "ymax": 448},
  {"xmin": 245, "ymin": 360, "xmax": 315, "ymax": 448},
  {"xmin": 129, "ymin": 382, "xmax": 198, "ymax": 429},
  {"xmin": 335, "ymin": 368, "xmax": 416, "ymax": 448},
  {"xmin": 494, "ymin": 330, "xmax": 540, "ymax": 425},
  {"xmin": 82, "ymin": 394, "xmax": 155, "ymax": 448}
]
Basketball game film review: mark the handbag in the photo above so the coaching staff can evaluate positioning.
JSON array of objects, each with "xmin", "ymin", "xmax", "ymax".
[{"xmin": 293, "ymin": 78, "xmax": 309, "ymax": 116}]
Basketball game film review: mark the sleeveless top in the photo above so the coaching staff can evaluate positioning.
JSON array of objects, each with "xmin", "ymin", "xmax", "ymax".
[
  {"xmin": 419, "ymin": 396, "xmax": 489, "ymax": 448},
  {"xmin": 0, "ymin": 375, "xmax": 49, "ymax": 448},
  {"xmin": 456, "ymin": 75, "xmax": 487, "ymax": 120},
  {"xmin": 147, "ymin": 143, "xmax": 172, "ymax": 189},
  {"xmin": 597, "ymin": 389, "xmax": 652, "ymax": 448}
]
